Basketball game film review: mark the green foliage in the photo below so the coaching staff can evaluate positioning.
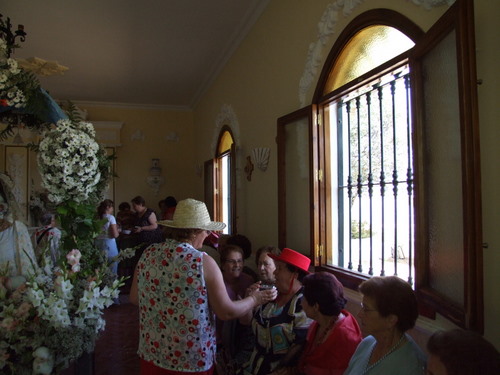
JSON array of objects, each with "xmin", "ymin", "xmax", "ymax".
[{"xmin": 351, "ymin": 220, "xmax": 372, "ymax": 239}]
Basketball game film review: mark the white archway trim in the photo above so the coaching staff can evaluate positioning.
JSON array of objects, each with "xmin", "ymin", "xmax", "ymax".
[
  {"xmin": 298, "ymin": 0, "xmax": 455, "ymax": 106},
  {"xmin": 212, "ymin": 103, "xmax": 241, "ymax": 153}
]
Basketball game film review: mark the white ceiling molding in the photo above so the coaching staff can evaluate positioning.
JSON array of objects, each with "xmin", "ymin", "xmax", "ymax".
[{"xmin": 298, "ymin": 0, "xmax": 455, "ymax": 106}]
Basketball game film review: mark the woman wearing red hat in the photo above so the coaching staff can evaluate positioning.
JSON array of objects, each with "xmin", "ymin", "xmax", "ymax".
[{"xmin": 244, "ymin": 248, "xmax": 313, "ymax": 375}]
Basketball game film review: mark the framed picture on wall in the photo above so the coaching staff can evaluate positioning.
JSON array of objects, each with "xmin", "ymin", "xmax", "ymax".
[{"xmin": 4, "ymin": 145, "xmax": 29, "ymax": 221}]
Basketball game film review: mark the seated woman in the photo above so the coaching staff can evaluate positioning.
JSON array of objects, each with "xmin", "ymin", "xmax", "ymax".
[
  {"xmin": 343, "ymin": 276, "xmax": 426, "ymax": 375},
  {"xmin": 426, "ymin": 329, "xmax": 500, "ymax": 375},
  {"xmin": 217, "ymin": 244, "xmax": 256, "ymax": 374},
  {"xmin": 255, "ymin": 245, "xmax": 279, "ymax": 285},
  {"xmin": 244, "ymin": 248, "xmax": 313, "ymax": 375},
  {"xmin": 298, "ymin": 272, "xmax": 362, "ymax": 375}
]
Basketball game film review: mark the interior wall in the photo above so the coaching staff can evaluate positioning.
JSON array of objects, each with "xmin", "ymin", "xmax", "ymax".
[
  {"xmin": 75, "ymin": 104, "xmax": 198, "ymax": 212},
  {"xmin": 193, "ymin": 0, "xmax": 499, "ymax": 348}
]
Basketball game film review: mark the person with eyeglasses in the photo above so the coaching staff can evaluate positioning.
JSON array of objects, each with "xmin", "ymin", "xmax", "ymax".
[
  {"xmin": 343, "ymin": 276, "xmax": 426, "ymax": 375},
  {"xmin": 129, "ymin": 198, "xmax": 277, "ymax": 375}
]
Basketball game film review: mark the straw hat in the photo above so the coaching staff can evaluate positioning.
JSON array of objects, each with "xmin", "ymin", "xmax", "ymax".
[
  {"xmin": 268, "ymin": 248, "xmax": 311, "ymax": 273},
  {"xmin": 158, "ymin": 198, "xmax": 226, "ymax": 231}
]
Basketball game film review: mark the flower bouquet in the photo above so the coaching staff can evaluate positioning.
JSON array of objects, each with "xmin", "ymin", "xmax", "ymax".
[{"xmin": 0, "ymin": 117, "xmax": 133, "ymax": 374}]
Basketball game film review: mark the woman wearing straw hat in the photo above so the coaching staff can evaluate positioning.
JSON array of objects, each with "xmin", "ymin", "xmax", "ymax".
[
  {"xmin": 243, "ymin": 248, "xmax": 313, "ymax": 375},
  {"xmin": 130, "ymin": 198, "xmax": 277, "ymax": 375}
]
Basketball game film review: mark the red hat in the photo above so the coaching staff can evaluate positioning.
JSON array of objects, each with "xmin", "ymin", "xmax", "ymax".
[{"xmin": 268, "ymin": 248, "xmax": 311, "ymax": 273}]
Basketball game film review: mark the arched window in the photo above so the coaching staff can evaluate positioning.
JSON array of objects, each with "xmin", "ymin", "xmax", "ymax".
[
  {"xmin": 278, "ymin": 3, "xmax": 483, "ymax": 331},
  {"xmin": 205, "ymin": 126, "xmax": 236, "ymax": 234}
]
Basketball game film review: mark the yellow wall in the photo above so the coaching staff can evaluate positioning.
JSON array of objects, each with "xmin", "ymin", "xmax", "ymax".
[
  {"xmin": 193, "ymin": 0, "xmax": 499, "ymax": 348},
  {"xmin": 78, "ymin": 104, "xmax": 198, "ymax": 211}
]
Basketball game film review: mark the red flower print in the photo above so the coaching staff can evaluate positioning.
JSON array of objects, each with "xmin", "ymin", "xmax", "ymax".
[
  {"xmin": 192, "ymin": 319, "xmax": 199, "ymax": 326},
  {"xmin": 187, "ymin": 341, "xmax": 194, "ymax": 348},
  {"xmin": 153, "ymin": 341, "xmax": 160, "ymax": 348},
  {"xmin": 197, "ymin": 360, "xmax": 206, "ymax": 367},
  {"xmin": 174, "ymin": 351, "xmax": 182, "ymax": 357},
  {"xmin": 174, "ymin": 287, "xmax": 181, "ymax": 293},
  {"xmin": 167, "ymin": 308, "xmax": 174, "ymax": 315},
  {"xmin": 153, "ymin": 279, "xmax": 160, "ymax": 285},
  {"xmin": 159, "ymin": 322, "xmax": 166, "ymax": 329},
  {"xmin": 197, "ymin": 298, "xmax": 204, "ymax": 304},
  {"xmin": 149, "ymin": 298, "xmax": 155, "ymax": 306},
  {"xmin": 186, "ymin": 277, "xmax": 193, "ymax": 284},
  {"xmin": 162, "ymin": 260, "xmax": 168, "ymax": 266}
]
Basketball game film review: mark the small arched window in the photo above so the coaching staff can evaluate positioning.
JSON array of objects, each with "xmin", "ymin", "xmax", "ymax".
[{"xmin": 207, "ymin": 125, "xmax": 236, "ymax": 234}]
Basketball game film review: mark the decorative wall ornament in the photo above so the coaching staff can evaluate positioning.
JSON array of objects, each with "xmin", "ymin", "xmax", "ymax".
[
  {"xmin": 212, "ymin": 104, "xmax": 240, "ymax": 151},
  {"xmin": 251, "ymin": 147, "xmax": 271, "ymax": 172},
  {"xmin": 298, "ymin": 0, "xmax": 455, "ymax": 106},
  {"xmin": 212, "ymin": 103, "xmax": 243, "ymax": 187},
  {"xmin": 166, "ymin": 131, "xmax": 180, "ymax": 142},
  {"xmin": 244, "ymin": 156, "xmax": 254, "ymax": 181},
  {"xmin": 131, "ymin": 129, "xmax": 145, "ymax": 141},
  {"xmin": 146, "ymin": 158, "xmax": 164, "ymax": 195}
]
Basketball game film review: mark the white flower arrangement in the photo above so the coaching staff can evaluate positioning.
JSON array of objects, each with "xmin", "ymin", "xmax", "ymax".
[
  {"xmin": 0, "ymin": 248, "xmax": 125, "ymax": 374},
  {"xmin": 37, "ymin": 119, "xmax": 101, "ymax": 204},
  {"xmin": 0, "ymin": 38, "xmax": 27, "ymax": 108}
]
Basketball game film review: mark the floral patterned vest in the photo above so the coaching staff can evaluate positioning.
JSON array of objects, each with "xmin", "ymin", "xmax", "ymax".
[{"xmin": 137, "ymin": 240, "xmax": 216, "ymax": 371}]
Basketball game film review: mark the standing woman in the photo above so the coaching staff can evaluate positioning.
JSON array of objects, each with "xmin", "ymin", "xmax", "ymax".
[
  {"xmin": 129, "ymin": 198, "xmax": 276, "ymax": 375},
  {"xmin": 131, "ymin": 195, "xmax": 165, "ymax": 245},
  {"xmin": 95, "ymin": 199, "xmax": 119, "ymax": 275},
  {"xmin": 343, "ymin": 276, "xmax": 426, "ymax": 375}
]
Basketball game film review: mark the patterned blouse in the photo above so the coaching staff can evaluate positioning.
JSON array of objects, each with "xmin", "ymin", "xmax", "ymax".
[
  {"xmin": 137, "ymin": 239, "xmax": 216, "ymax": 372},
  {"xmin": 244, "ymin": 289, "xmax": 312, "ymax": 375}
]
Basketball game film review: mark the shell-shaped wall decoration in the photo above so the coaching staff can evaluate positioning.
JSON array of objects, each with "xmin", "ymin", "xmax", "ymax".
[{"xmin": 252, "ymin": 147, "xmax": 271, "ymax": 172}]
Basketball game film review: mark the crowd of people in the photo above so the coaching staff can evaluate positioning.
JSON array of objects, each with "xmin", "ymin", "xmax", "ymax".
[
  {"xmin": 127, "ymin": 197, "xmax": 499, "ymax": 375},
  {"xmin": 1, "ymin": 185, "xmax": 497, "ymax": 374}
]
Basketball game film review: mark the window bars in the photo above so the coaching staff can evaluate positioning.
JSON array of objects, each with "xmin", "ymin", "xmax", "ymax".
[{"xmin": 337, "ymin": 66, "xmax": 414, "ymax": 285}]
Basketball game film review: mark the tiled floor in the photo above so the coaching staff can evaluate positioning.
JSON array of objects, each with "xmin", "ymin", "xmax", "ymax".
[{"xmin": 61, "ymin": 291, "xmax": 140, "ymax": 375}]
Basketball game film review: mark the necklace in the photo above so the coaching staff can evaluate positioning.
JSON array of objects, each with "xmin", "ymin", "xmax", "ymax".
[
  {"xmin": 314, "ymin": 314, "xmax": 341, "ymax": 346},
  {"xmin": 363, "ymin": 334, "xmax": 406, "ymax": 374}
]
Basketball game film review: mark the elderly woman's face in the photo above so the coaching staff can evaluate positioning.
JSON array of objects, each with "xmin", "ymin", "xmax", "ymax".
[
  {"xmin": 222, "ymin": 250, "xmax": 243, "ymax": 280},
  {"xmin": 257, "ymin": 252, "xmax": 276, "ymax": 283},
  {"xmin": 358, "ymin": 295, "xmax": 395, "ymax": 337},
  {"xmin": 273, "ymin": 261, "xmax": 296, "ymax": 293}
]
